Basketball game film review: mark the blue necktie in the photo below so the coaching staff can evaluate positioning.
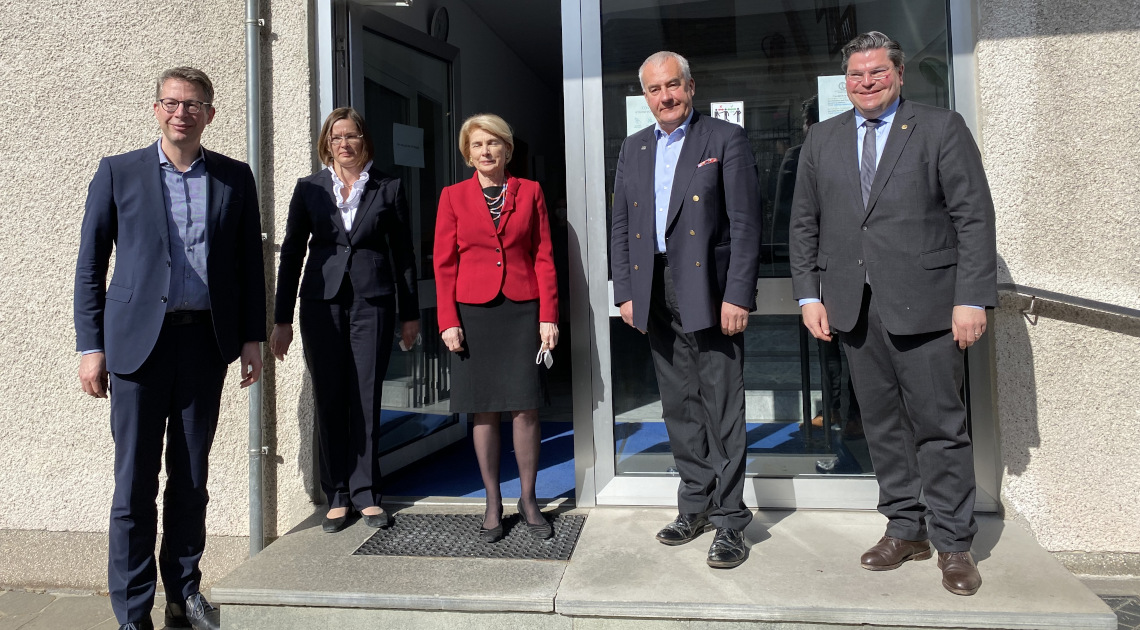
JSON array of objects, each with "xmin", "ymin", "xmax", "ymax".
[{"xmin": 860, "ymin": 119, "xmax": 881, "ymax": 208}]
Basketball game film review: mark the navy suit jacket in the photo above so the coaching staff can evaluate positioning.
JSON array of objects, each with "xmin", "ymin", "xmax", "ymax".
[
  {"xmin": 611, "ymin": 110, "xmax": 763, "ymax": 333},
  {"xmin": 74, "ymin": 145, "xmax": 267, "ymax": 375},
  {"xmin": 789, "ymin": 99, "xmax": 998, "ymax": 335},
  {"xmin": 274, "ymin": 167, "xmax": 419, "ymax": 324}
]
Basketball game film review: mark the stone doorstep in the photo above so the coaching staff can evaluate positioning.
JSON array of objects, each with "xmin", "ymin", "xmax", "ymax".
[{"xmin": 211, "ymin": 506, "xmax": 1118, "ymax": 630}]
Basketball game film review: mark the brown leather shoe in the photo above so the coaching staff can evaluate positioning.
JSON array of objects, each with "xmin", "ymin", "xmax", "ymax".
[
  {"xmin": 938, "ymin": 551, "xmax": 982, "ymax": 596},
  {"xmin": 860, "ymin": 535, "xmax": 932, "ymax": 570}
]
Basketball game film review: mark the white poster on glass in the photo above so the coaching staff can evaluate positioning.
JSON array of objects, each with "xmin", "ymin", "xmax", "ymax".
[
  {"xmin": 626, "ymin": 96, "xmax": 656, "ymax": 134},
  {"xmin": 817, "ymin": 75, "xmax": 851, "ymax": 121},
  {"xmin": 392, "ymin": 123, "xmax": 425, "ymax": 168},
  {"xmin": 709, "ymin": 101, "xmax": 744, "ymax": 128}
]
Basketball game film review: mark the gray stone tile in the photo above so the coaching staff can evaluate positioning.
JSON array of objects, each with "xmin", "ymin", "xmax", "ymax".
[
  {"xmin": 16, "ymin": 594, "xmax": 114, "ymax": 630},
  {"xmin": 223, "ymin": 605, "xmax": 572, "ymax": 630},
  {"xmin": 0, "ymin": 592, "xmax": 54, "ymax": 617}
]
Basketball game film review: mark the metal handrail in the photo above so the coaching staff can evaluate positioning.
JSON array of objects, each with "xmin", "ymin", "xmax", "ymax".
[{"xmin": 997, "ymin": 283, "xmax": 1140, "ymax": 323}]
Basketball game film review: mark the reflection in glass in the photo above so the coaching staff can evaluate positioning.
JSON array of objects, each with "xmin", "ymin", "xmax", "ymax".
[{"xmin": 602, "ymin": 0, "xmax": 950, "ymax": 479}]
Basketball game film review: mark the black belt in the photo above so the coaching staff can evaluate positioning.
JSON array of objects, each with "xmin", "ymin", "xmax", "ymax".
[
  {"xmin": 654, "ymin": 252, "xmax": 669, "ymax": 267},
  {"xmin": 164, "ymin": 310, "xmax": 211, "ymax": 326}
]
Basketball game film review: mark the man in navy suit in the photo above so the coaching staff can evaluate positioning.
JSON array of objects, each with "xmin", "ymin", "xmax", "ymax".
[
  {"xmin": 74, "ymin": 67, "xmax": 266, "ymax": 630},
  {"xmin": 611, "ymin": 51, "xmax": 762, "ymax": 569},
  {"xmin": 790, "ymin": 32, "xmax": 996, "ymax": 595}
]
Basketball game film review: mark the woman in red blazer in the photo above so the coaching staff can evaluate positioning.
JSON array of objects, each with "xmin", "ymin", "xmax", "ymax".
[{"xmin": 434, "ymin": 113, "xmax": 558, "ymax": 542}]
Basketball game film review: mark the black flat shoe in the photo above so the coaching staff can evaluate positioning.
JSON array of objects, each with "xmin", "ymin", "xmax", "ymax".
[
  {"xmin": 322, "ymin": 507, "xmax": 352, "ymax": 533},
  {"xmin": 362, "ymin": 508, "xmax": 392, "ymax": 529},
  {"xmin": 517, "ymin": 500, "xmax": 553, "ymax": 540},
  {"xmin": 480, "ymin": 506, "xmax": 504, "ymax": 543}
]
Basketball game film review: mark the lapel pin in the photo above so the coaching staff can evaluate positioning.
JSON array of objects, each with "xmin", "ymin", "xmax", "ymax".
[
  {"xmin": 641, "ymin": 146, "xmax": 647, "ymax": 150},
  {"xmin": 692, "ymin": 195, "xmax": 700, "ymax": 202},
  {"xmin": 901, "ymin": 124, "xmax": 908, "ymax": 130}
]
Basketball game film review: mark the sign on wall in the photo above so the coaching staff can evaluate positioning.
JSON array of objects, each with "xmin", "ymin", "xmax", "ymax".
[
  {"xmin": 817, "ymin": 75, "xmax": 851, "ymax": 121},
  {"xmin": 709, "ymin": 101, "xmax": 744, "ymax": 128}
]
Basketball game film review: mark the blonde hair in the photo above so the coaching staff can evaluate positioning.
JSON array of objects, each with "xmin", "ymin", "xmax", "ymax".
[
  {"xmin": 316, "ymin": 107, "xmax": 374, "ymax": 167},
  {"xmin": 458, "ymin": 113, "xmax": 514, "ymax": 167}
]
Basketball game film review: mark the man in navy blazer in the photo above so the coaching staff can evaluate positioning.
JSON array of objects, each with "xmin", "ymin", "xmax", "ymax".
[
  {"xmin": 74, "ymin": 67, "xmax": 266, "ymax": 630},
  {"xmin": 790, "ymin": 32, "xmax": 996, "ymax": 596},
  {"xmin": 611, "ymin": 51, "xmax": 762, "ymax": 569}
]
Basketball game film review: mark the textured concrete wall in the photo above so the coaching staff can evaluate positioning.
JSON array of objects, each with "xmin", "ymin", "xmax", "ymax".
[
  {"xmin": 977, "ymin": 0, "xmax": 1140, "ymax": 554},
  {"xmin": 0, "ymin": 0, "xmax": 317, "ymax": 586}
]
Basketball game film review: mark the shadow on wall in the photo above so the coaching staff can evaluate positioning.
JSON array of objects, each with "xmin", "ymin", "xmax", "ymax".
[{"xmin": 978, "ymin": 2, "xmax": 1140, "ymax": 41}]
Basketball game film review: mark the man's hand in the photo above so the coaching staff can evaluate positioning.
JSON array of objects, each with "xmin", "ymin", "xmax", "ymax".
[
  {"xmin": 79, "ymin": 352, "xmax": 109, "ymax": 398},
  {"xmin": 952, "ymin": 306, "xmax": 988, "ymax": 350},
  {"xmin": 618, "ymin": 301, "xmax": 644, "ymax": 333},
  {"xmin": 269, "ymin": 324, "xmax": 292, "ymax": 361},
  {"xmin": 441, "ymin": 326, "xmax": 465, "ymax": 353},
  {"xmin": 239, "ymin": 341, "xmax": 262, "ymax": 388},
  {"xmin": 720, "ymin": 302, "xmax": 749, "ymax": 336},
  {"xmin": 540, "ymin": 322, "xmax": 559, "ymax": 350},
  {"xmin": 801, "ymin": 302, "xmax": 832, "ymax": 342},
  {"xmin": 400, "ymin": 320, "xmax": 420, "ymax": 350}
]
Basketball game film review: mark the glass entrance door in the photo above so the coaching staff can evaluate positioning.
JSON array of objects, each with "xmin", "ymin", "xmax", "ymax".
[{"xmin": 566, "ymin": 0, "xmax": 958, "ymax": 508}]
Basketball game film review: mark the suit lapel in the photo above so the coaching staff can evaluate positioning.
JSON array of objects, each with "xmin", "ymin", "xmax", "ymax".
[
  {"xmin": 348, "ymin": 168, "xmax": 383, "ymax": 243},
  {"xmin": 666, "ymin": 111, "xmax": 711, "ymax": 233},
  {"xmin": 636, "ymin": 127, "xmax": 655, "ymax": 226},
  {"xmin": 497, "ymin": 175, "xmax": 519, "ymax": 235},
  {"xmin": 203, "ymin": 149, "xmax": 227, "ymax": 248},
  {"xmin": 141, "ymin": 146, "xmax": 170, "ymax": 255},
  {"xmin": 316, "ymin": 170, "xmax": 349, "ymax": 238},
  {"xmin": 865, "ymin": 99, "xmax": 916, "ymax": 217},
  {"xmin": 837, "ymin": 112, "xmax": 864, "ymax": 213}
]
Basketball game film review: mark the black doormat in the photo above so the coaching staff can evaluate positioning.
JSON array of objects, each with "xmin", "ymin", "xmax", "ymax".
[
  {"xmin": 354, "ymin": 512, "xmax": 586, "ymax": 561},
  {"xmin": 1101, "ymin": 595, "xmax": 1140, "ymax": 630}
]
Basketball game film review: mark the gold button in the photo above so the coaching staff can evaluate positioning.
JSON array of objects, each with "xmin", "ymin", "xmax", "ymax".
[
  {"xmin": 692, "ymin": 195, "xmax": 699, "ymax": 202},
  {"xmin": 634, "ymin": 265, "xmax": 639, "ymax": 270},
  {"xmin": 689, "ymin": 230, "xmax": 695, "ymax": 236},
  {"xmin": 695, "ymin": 261, "xmax": 701, "ymax": 267},
  {"xmin": 635, "ymin": 233, "xmax": 641, "ymax": 239},
  {"xmin": 633, "ymin": 202, "xmax": 638, "ymax": 207}
]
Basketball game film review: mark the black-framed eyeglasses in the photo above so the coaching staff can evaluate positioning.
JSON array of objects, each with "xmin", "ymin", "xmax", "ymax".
[
  {"xmin": 329, "ymin": 134, "xmax": 365, "ymax": 145},
  {"xmin": 157, "ymin": 98, "xmax": 211, "ymax": 114}
]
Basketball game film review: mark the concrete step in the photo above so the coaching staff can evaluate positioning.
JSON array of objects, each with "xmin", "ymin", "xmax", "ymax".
[{"xmin": 211, "ymin": 506, "xmax": 1116, "ymax": 629}]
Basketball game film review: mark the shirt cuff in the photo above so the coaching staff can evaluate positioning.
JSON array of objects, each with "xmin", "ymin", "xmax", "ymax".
[
  {"xmin": 798, "ymin": 298, "xmax": 821, "ymax": 307},
  {"xmin": 81, "ymin": 349, "xmax": 104, "ymax": 355},
  {"xmin": 958, "ymin": 305, "xmax": 984, "ymax": 310}
]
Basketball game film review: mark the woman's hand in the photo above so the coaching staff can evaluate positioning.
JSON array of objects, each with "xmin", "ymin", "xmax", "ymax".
[
  {"xmin": 269, "ymin": 324, "xmax": 293, "ymax": 361},
  {"xmin": 441, "ymin": 326, "xmax": 465, "ymax": 353},
  {"xmin": 540, "ymin": 322, "xmax": 559, "ymax": 350},
  {"xmin": 400, "ymin": 320, "xmax": 420, "ymax": 350}
]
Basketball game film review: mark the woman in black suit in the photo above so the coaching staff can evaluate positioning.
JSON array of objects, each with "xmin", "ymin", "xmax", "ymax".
[{"xmin": 270, "ymin": 108, "xmax": 420, "ymax": 532}]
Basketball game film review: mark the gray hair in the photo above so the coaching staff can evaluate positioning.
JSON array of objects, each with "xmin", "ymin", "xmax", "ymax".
[
  {"xmin": 638, "ymin": 51, "xmax": 692, "ymax": 92},
  {"xmin": 154, "ymin": 66, "xmax": 215, "ymax": 105},
  {"xmin": 841, "ymin": 31, "xmax": 905, "ymax": 73}
]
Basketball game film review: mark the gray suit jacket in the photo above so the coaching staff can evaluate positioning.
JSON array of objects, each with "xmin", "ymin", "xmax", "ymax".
[
  {"xmin": 789, "ymin": 99, "xmax": 997, "ymax": 336},
  {"xmin": 611, "ymin": 110, "xmax": 763, "ymax": 333}
]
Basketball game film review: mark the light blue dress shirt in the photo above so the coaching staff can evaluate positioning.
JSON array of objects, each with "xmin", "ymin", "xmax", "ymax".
[
  {"xmin": 652, "ymin": 110, "xmax": 694, "ymax": 252},
  {"xmin": 158, "ymin": 141, "xmax": 212, "ymax": 313}
]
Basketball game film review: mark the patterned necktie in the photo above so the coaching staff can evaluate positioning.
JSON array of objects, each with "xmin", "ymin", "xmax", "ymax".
[{"xmin": 860, "ymin": 118, "xmax": 881, "ymax": 208}]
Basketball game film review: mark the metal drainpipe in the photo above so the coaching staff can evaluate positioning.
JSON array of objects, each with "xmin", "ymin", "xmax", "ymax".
[{"xmin": 245, "ymin": 0, "xmax": 267, "ymax": 557}]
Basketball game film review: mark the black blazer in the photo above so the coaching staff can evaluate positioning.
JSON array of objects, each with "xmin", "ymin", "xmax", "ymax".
[
  {"xmin": 275, "ymin": 166, "xmax": 419, "ymax": 323},
  {"xmin": 611, "ymin": 110, "xmax": 763, "ymax": 333},
  {"xmin": 789, "ymin": 99, "xmax": 998, "ymax": 335},
  {"xmin": 74, "ymin": 145, "xmax": 266, "ymax": 374}
]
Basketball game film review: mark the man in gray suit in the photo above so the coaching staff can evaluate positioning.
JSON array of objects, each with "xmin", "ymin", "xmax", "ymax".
[
  {"xmin": 790, "ymin": 32, "xmax": 996, "ymax": 595},
  {"xmin": 611, "ymin": 51, "xmax": 762, "ymax": 569}
]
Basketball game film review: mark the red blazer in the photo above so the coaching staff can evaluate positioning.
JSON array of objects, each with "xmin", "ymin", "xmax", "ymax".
[{"xmin": 433, "ymin": 173, "xmax": 558, "ymax": 330}]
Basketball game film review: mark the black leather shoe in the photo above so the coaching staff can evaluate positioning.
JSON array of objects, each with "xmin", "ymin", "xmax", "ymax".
[
  {"xmin": 322, "ymin": 507, "xmax": 352, "ymax": 533},
  {"xmin": 479, "ymin": 506, "xmax": 504, "ymax": 543},
  {"xmin": 165, "ymin": 592, "xmax": 220, "ymax": 630},
  {"xmin": 119, "ymin": 620, "xmax": 155, "ymax": 630},
  {"xmin": 517, "ymin": 501, "xmax": 553, "ymax": 540},
  {"xmin": 706, "ymin": 528, "xmax": 748, "ymax": 568},
  {"xmin": 655, "ymin": 513, "xmax": 710, "ymax": 546},
  {"xmin": 362, "ymin": 508, "xmax": 392, "ymax": 529}
]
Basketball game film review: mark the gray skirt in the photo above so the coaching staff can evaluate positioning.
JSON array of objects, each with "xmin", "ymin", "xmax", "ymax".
[{"xmin": 449, "ymin": 294, "xmax": 546, "ymax": 413}]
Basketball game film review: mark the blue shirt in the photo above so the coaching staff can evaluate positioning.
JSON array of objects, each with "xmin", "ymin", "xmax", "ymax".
[
  {"xmin": 652, "ymin": 110, "xmax": 694, "ymax": 252},
  {"xmin": 157, "ymin": 141, "xmax": 212, "ymax": 312}
]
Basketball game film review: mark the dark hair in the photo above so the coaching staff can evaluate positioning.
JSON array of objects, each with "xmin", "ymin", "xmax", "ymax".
[
  {"xmin": 841, "ymin": 31, "xmax": 905, "ymax": 73},
  {"xmin": 155, "ymin": 67, "xmax": 215, "ymax": 105},
  {"xmin": 317, "ymin": 108, "xmax": 375, "ymax": 167},
  {"xmin": 801, "ymin": 95, "xmax": 819, "ymax": 127}
]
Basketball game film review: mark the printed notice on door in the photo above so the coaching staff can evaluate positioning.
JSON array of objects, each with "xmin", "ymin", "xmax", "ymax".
[{"xmin": 393, "ymin": 123, "xmax": 425, "ymax": 168}]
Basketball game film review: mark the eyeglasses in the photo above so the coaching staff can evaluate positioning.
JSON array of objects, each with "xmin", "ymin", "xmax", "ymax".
[
  {"xmin": 330, "ymin": 135, "xmax": 365, "ymax": 145},
  {"xmin": 157, "ymin": 98, "xmax": 211, "ymax": 114},
  {"xmin": 845, "ymin": 69, "xmax": 893, "ymax": 83}
]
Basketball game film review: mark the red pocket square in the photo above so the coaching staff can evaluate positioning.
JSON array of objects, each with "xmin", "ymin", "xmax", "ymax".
[{"xmin": 697, "ymin": 157, "xmax": 719, "ymax": 168}]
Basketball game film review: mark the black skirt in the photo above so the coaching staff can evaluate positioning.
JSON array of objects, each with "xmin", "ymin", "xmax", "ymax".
[{"xmin": 449, "ymin": 294, "xmax": 546, "ymax": 413}]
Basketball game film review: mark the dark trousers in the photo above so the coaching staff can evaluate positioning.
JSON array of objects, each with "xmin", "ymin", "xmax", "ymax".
[
  {"xmin": 646, "ymin": 258, "xmax": 751, "ymax": 531},
  {"xmin": 839, "ymin": 286, "xmax": 977, "ymax": 552},
  {"xmin": 108, "ymin": 318, "xmax": 227, "ymax": 625},
  {"xmin": 300, "ymin": 275, "xmax": 396, "ymax": 511}
]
